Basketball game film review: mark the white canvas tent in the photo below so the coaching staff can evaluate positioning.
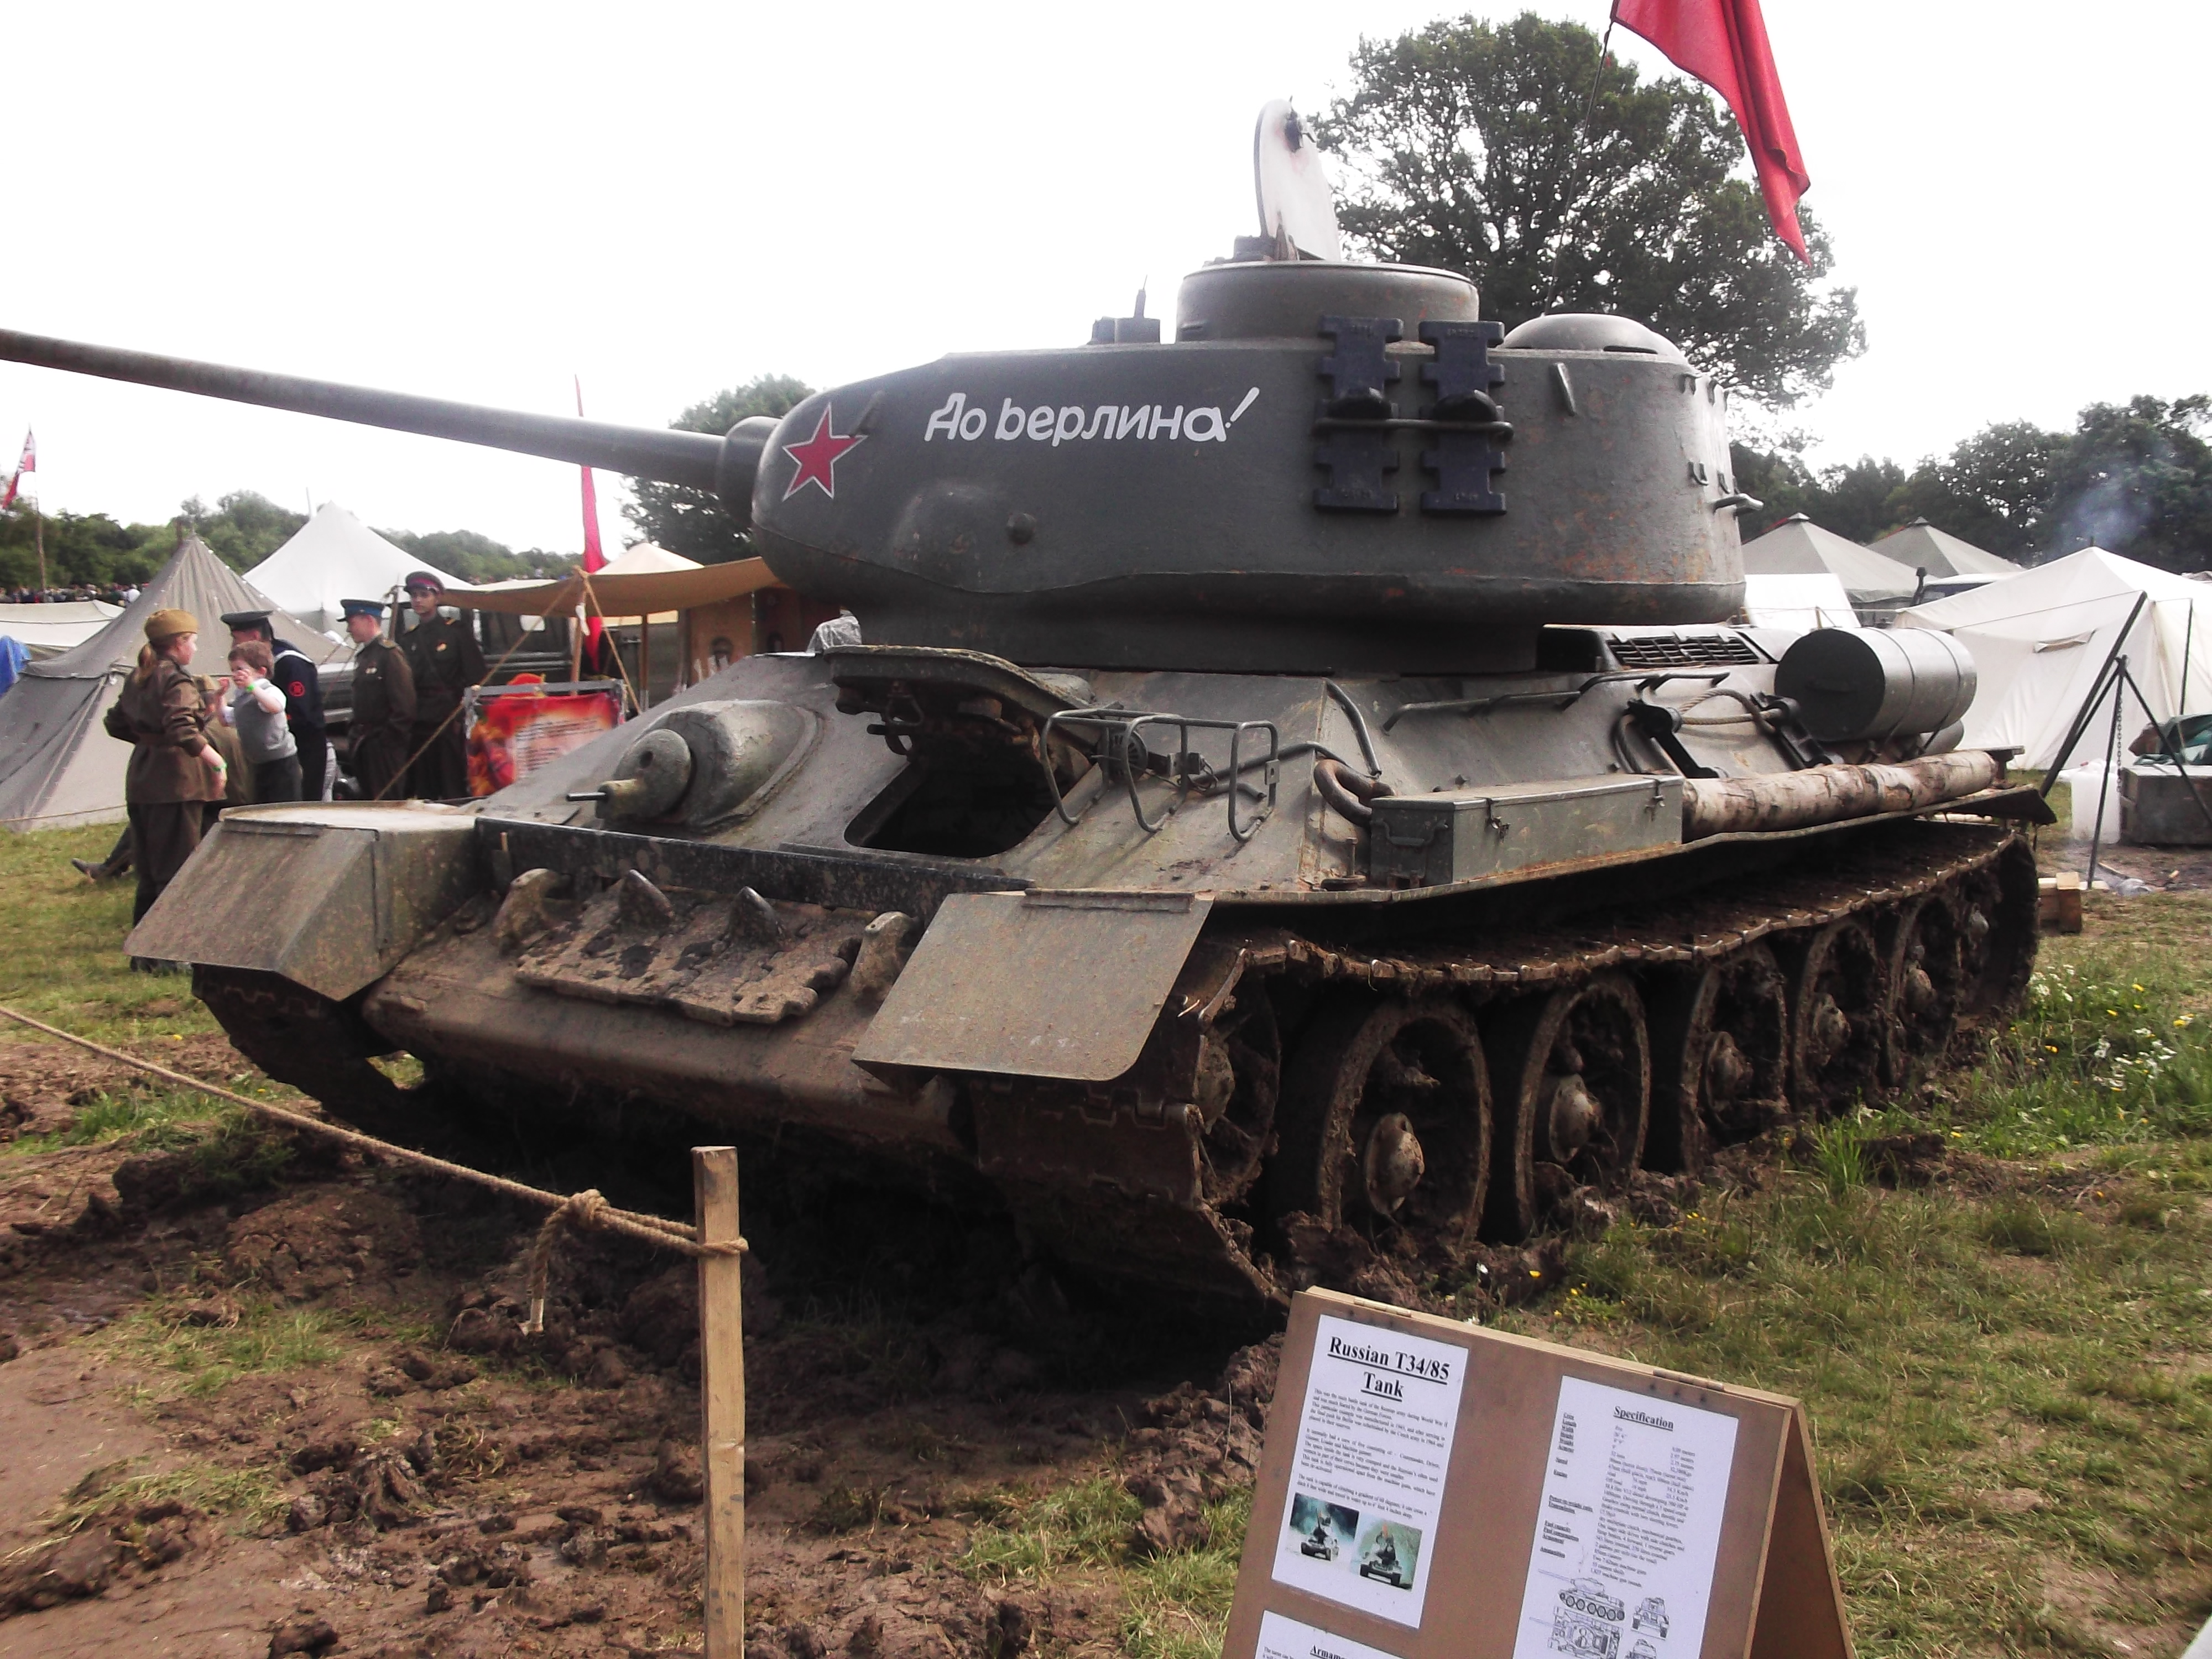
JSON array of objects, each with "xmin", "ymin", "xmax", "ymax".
[
  {"xmin": 243, "ymin": 503, "xmax": 459, "ymax": 637},
  {"xmin": 1871, "ymin": 518, "xmax": 2021, "ymax": 580},
  {"xmin": 1896, "ymin": 546, "xmax": 2212, "ymax": 768},
  {"xmin": 0, "ymin": 535, "xmax": 347, "ymax": 831},
  {"xmin": 0, "ymin": 600, "xmax": 121, "ymax": 659},
  {"xmin": 1742, "ymin": 571, "xmax": 1859, "ymax": 632},
  {"xmin": 1740, "ymin": 515, "xmax": 1922, "ymax": 612}
]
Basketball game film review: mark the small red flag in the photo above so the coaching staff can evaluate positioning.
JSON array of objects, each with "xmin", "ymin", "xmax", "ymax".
[
  {"xmin": 1, "ymin": 429, "xmax": 33, "ymax": 511},
  {"xmin": 1611, "ymin": 0, "xmax": 1812, "ymax": 263},
  {"xmin": 575, "ymin": 379, "xmax": 606, "ymax": 665}
]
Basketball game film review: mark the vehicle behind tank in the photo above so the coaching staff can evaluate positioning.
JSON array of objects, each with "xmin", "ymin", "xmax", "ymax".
[{"xmin": 4, "ymin": 103, "xmax": 2047, "ymax": 1317}]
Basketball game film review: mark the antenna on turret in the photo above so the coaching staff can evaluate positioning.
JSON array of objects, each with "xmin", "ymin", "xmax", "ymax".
[{"xmin": 1250, "ymin": 98, "xmax": 1341, "ymax": 262}]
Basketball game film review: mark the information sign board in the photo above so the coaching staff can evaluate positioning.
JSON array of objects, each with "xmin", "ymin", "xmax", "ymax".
[{"xmin": 1223, "ymin": 1289, "xmax": 1851, "ymax": 1659}]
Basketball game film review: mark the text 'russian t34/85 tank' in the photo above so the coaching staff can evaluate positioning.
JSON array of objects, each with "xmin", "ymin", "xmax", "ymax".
[{"xmin": 3, "ymin": 106, "xmax": 2044, "ymax": 1314}]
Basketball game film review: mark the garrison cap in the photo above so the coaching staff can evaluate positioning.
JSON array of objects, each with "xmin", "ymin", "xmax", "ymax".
[
  {"xmin": 218, "ymin": 609, "xmax": 273, "ymax": 633},
  {"xmin": 144, "ymin": 607, "xmax": 198, "ymax": 642},
  {"xmin": 403, "ymin": 570, "xmax": 446, "ymax": 594},
  {"xmin": 340, "ymin": 598, "xmax": 387, "ymax": 620}
]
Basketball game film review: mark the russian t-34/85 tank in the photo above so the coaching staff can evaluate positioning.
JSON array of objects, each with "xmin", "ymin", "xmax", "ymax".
[{"xmin": 2, "ymin": 108, "xmax": 2044, "ymax": 1314}]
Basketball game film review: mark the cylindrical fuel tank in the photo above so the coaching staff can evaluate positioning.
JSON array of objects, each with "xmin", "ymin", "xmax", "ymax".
[{"xmin": 1775, "ymin": 628, "xmax": 1978, "ymax": 740}]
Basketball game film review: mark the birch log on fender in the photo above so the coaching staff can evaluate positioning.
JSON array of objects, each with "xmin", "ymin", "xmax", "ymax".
[{"xmin": 1682, "ymin": 752, "xmax": 2002, "ymax": 840}]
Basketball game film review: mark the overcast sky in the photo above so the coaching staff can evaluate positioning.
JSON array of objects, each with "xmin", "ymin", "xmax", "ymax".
[{"xmin": 2, "ymin": 1, "xmax": 2203, "ymax": 554}]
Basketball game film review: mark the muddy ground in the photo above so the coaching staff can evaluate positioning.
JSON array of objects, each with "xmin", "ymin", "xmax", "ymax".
[{"xmin": 0, "ymin": 1030, "xmax": 1298, "ymax": 1659}]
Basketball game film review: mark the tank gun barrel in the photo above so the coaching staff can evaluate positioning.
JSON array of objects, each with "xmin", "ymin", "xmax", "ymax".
[{"xmin": 0, "ymin": 327, "xmax": 757, "ymax": 516}]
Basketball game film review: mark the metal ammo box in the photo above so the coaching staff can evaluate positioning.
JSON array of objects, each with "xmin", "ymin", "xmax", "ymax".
[{"xmin": 1368, "ymin": 775, "xmax": 1685, "ymax": 887}]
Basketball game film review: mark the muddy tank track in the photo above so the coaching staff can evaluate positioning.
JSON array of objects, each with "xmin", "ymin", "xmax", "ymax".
[
  {"xmin": 192, "ymin": 821, "xmax": 2037, "ymax": 1318},
  {"xmin": 986, "ymin": 821, "xmax": 2039, "ymax": 1312}
]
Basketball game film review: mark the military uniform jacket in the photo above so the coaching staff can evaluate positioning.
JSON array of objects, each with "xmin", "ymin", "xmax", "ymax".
[
  {"xmin": 351, "ymin": 637, "xmax": 418, "ymax": 736},
  {"xmin": 103, "ymin": 657, "xmax": 222, "ymax": 805},
  {"xmin": 399, "ymin": 614, "xmax": 487, "ymax": 722},
  {"xmin": 270, "ymin": 635, "xmax": 326, "ymax": 739}
]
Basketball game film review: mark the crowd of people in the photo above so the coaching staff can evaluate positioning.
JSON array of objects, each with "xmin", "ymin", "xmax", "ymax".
[
  {"xmin": 5, "ymin": 581, "xmax": 142, "ymax": 606},
  {"xmin": 80, "ymin": 572, "xmax": 495, "ymax": 964}
]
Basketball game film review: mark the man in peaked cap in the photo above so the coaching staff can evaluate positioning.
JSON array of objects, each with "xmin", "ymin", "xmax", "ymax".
[
  {"xmin": 221, "ymin": 608, "xmax": 329, "ymax": 802},
  {"xmin": 396, "ymin": 570, "xmax": 486, "ymax": 799},
  {"xmin": 340, "ymin": 599, "xmax": 416, "ymax": 802}
]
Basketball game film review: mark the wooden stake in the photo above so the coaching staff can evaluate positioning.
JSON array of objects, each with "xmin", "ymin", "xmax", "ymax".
[{"xmin": 695, "ymin": 1146, "xmax": 745, "ymax": 1658}]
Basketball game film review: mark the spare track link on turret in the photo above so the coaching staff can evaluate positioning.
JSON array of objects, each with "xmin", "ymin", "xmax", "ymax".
[{"xmin": 997, "ymin": 823, "xmax": 2038, "ymax": 1313}]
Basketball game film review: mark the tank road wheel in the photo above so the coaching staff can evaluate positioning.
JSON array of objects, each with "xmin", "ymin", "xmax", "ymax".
[
  {"xmin": 1194, "ymin": 987, "xmax": 1282, "ymax": 1208},
  {"xmin": 1781, "ymin": 917, "xmax": 1890, "ymax": 1115},
  {"xmin": 1645, "ymin": 945, "xmax": 1791, "ymax": 1173},
  {"xmin": 1884, "ymin": 896, "xmax": 1966, "ymax": 1087},
  {"xmin": 1483, "ymin": 974, "xmax": 1651, "ymax": 1241},
  {"xmin": 1270, "ymin": 995, "xmax": 1490, "ymax": 1255},
  {"xmin": 1958, "ymin": 837, "xmax": 2040, "ymax": 1021}
]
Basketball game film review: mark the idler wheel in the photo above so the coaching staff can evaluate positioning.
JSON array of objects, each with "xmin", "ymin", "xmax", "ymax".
[
  {"xmin": 1271, "ymin": 995, "xmax": 1489, "ymax": 1253},
  {"xmin": 1482, "ymin": 974, "xmax": 1650, "ymax": 1241},
  {"xmin": 1884, "ymin": 895, "xmax": 1965, "ymax": 1087},
  {"xmin": 1645, "ymin": 945, "xmax": 1790, "ymax": 1172},
  {"xmin": 1781, "ymin": 916, "xmax": 1889, "ymax": 1114}
]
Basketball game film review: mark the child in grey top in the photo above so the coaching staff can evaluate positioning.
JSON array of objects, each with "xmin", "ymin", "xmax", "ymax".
[{"xmin": 224, "ymin": 640, "xmax": 303, "ymax": 802}]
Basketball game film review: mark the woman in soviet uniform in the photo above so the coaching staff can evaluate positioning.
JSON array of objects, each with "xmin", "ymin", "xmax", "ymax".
[{"xmin": 102, "ymin": 607, "xmax": 227, "ymax": 930}]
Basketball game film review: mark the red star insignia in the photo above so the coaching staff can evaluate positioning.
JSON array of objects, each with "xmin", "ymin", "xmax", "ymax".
[{"xmin": 781, "ymin": 406, "xmax": 863, "ymax": 501}]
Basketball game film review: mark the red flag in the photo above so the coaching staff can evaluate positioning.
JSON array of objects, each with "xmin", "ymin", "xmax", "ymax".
[
  {"xmin": 575, "ymin": 379, "xmax": 606, "ymax": 665},
  {"xmin": 1611, "ymin": 0, "xmax": 1811, "ymax": 263},
  {"xmin": 0, "ymin": 429, "xmax": 32, "ymax": 512}
]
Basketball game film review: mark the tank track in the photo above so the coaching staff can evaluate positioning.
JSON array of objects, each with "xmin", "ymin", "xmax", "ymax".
[
  {"xmin": 995, "ymin": 821, "xmax": 2039, "ymax": 1312},
  {"xmin": 192, "ymin": 822, "xmax": 2038, "ymax": 1320}
]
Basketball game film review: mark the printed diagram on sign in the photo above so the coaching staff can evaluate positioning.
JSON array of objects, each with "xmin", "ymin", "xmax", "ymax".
[
  {"xmin": 1632, "ymin": 1598, "xmax": 1667, "ymax": 1637},
  {"xmin": 1550, "ymin": 1579, "xmax": 1626, "ymax": 1658}
]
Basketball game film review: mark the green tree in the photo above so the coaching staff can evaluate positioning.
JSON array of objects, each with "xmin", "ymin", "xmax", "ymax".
[
  {"xmin": 1887, "ymin": 421, "xmax": 2063, "ymax": 559},
  {"xmin": 0, "ymin": 506, "xmax": 170, "ymax": 590},
  {"xmin": 377, "ymin": 526, "xmax": 574, "ymax": 583},
  {"xmin": 186, "ymin": 491, "xmax": 307, "ymax": 570},
  {"xmin": 623, "ymin": 375, "xmax": 812, "ymax": 564},
  {"xmin": 2044, "ymin": 395, "xmax": 2212, "ymax": 565},
  {"xmin": 1316, "ymin": 13, "xmax": 1862, "ymax": 408}
]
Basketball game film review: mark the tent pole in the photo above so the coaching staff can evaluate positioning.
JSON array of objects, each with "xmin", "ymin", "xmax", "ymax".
[
  {"xmin": 2040, "ymin": 591, "xmax": 2150, "ymax": 799},
  {"xmin": 2086, "ymin": 658, "xmax": 2126, "ymax": 894},
  {"xmin": 2180, "ymin": 600, "xmax": 2196, "ymax": 724},
  {"xmin": 639, "ymin": 617, "xmax": 651, "ymax": 711}
]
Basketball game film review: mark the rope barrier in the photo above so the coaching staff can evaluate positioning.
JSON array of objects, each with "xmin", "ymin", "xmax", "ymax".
[{"xmin": 0, "ymin": 1003, "xmax": 746, "ymax": 1315}]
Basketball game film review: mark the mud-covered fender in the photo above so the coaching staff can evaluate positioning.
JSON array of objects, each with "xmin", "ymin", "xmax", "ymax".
[
  {"xmin": 851, "ymin": 890, "xmax": 1212, "ymax": 1083},
  {"xmin": 126, "ymin": 805, "xmax": 481, "ymax": 1000}
]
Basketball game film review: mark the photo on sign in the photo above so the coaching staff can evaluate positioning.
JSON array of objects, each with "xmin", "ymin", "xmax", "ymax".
[
  {"xmin": 1285, "ymin": 1494, "xmax": 1360, "ymax": 1564},
  {"xmin": 1351, "ymin": 1518, "xmax": 1421, "ymax": 1590}
]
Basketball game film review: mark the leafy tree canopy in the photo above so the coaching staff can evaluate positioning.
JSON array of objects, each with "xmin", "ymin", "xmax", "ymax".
[
  {"xmin": 377, "ymin": 525, "xmax": 574, "ymax": 583},
  {"xmin": 185, "ymin": 491, "xmax": 305, "ymax": 570},
  {"xmin": 1316, "ymin": 12, "xmax": 1863, "ymax": 408},
  {"xmin": 1733, "ymin": 395, "xmax": 2212, "ymax": 570},
  {"xmin": 623, "ymin": 375, "xmax": 813, "ymax": 565}
]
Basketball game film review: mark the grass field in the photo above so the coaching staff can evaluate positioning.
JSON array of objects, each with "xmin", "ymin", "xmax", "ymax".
[{"xmin": 3, "ymin": 824, "xmax": 2208, "ymax": 1655}]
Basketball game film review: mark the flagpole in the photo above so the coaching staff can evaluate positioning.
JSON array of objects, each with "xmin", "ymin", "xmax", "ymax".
[{"xmin": 32, "ymin": 482, "xmax": 45, "ymax": 594}]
